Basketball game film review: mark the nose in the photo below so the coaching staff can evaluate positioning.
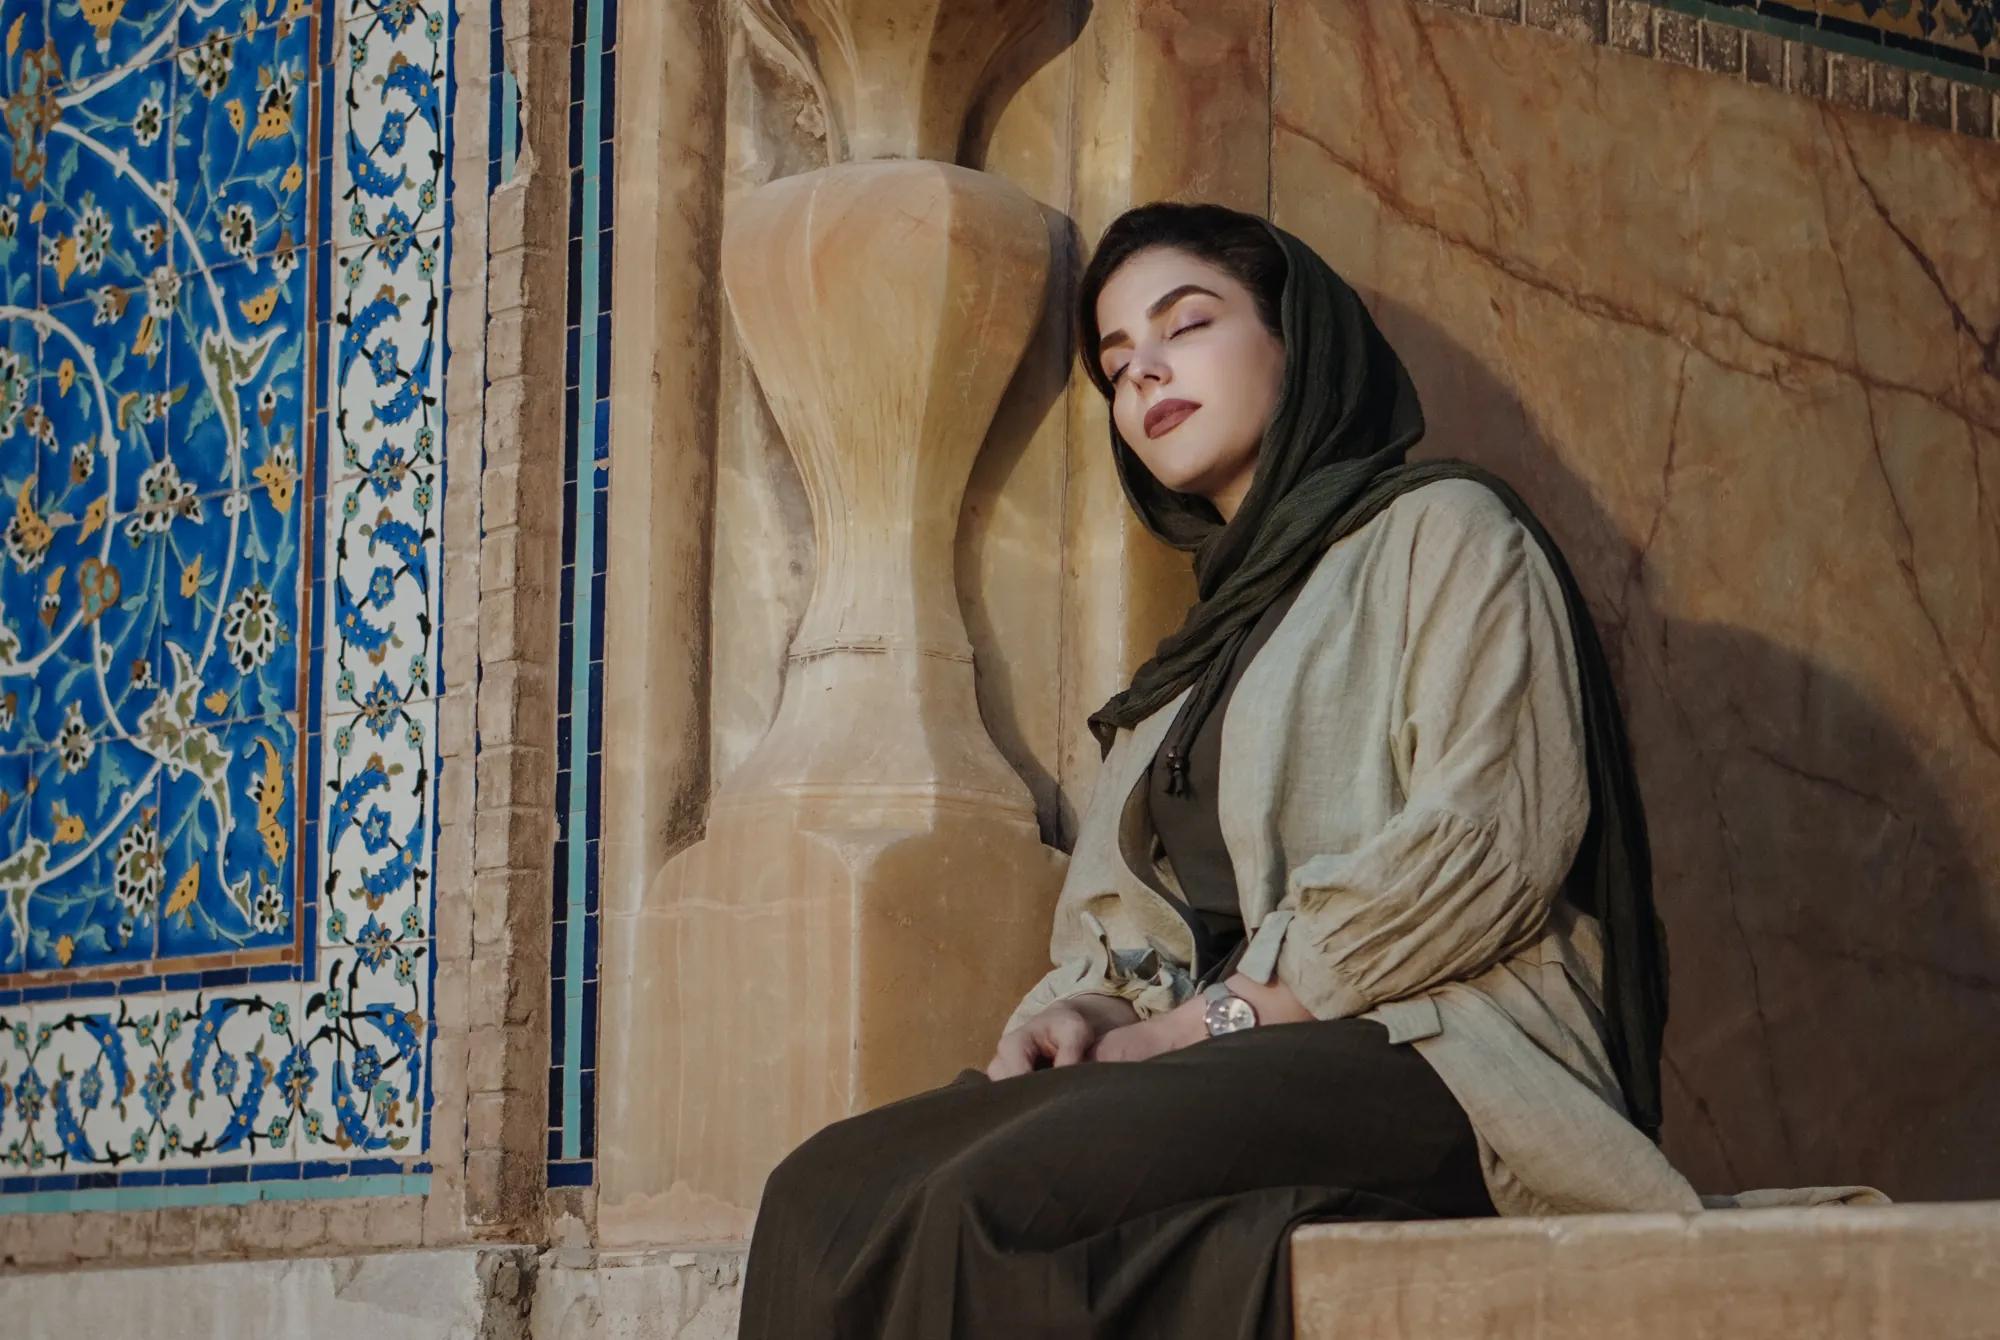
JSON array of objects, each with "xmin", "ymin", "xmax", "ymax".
[{"xmin": 1126, "ymin": 344, "xmax": 1170, "ymax": 386}]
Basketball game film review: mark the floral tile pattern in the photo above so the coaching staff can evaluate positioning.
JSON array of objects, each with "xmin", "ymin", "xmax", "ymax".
[
  {"xmin": 333, "ymin": 0, "xmax": 447, "ymax": 256},
  {"xmin": 1816, "ymin": 0, "xmax": 1999, "ymax": 62},
  {"xmin": 1708, "ymin": 0, "xmax": 2000, "ymax": 68},
  {"xmin": 0, "ymin": 0, "xmax": 447, "ymax": 1193}
]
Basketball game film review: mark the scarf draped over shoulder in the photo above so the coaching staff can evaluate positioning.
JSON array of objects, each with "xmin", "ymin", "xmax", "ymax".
[{"xmin": 1085, "ymin": 217, "xmax": 1672, "ymax": 1143}]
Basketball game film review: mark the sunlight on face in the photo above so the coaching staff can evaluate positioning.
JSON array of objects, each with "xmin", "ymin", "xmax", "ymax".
[{"xmin": 1094, "ymin": 247, "xmax": 1287, "ymax": 522}]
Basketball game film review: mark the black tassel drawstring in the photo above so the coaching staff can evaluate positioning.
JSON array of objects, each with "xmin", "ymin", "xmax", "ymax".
[{"xmin": 1163, "ymin": 745, "xmax": 1190, "ymax": 797}]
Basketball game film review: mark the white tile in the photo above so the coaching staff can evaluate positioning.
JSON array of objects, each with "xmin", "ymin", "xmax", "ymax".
[
  {"xmin": 318, "ymin": 696, "xmax": 436, "ymax": 952},
  {"xmin": 28, "ymin": 979, "xmax": 302, "ymax": 1172},
  {"xmin": 330, "ymin": 1, "xmax": 449, "ymax": 251},
  {"xmin": 321, "ymin": 237, "xmax": 445, "ymax": 491},
  {"xmin": 297, "ymin": 938, "xmax": 429, "ymax": 1158},
  {"xmin": 318, "ymin": 465, "xmax": 440, "ymax": 710}
]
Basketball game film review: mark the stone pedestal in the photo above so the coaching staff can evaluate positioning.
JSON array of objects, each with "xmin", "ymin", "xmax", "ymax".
[{"xmin": 599, "ymin": 76, "xmax": 1068, "ymax": 1236}]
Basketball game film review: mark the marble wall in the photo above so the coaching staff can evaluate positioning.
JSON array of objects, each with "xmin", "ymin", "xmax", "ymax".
[{"xmin": 1273, "ymin": 0, "xmax": 2000, "ymax": 1200}]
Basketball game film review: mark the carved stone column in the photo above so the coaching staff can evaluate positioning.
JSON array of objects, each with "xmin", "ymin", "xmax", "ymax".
[{"xmin": 598, "ymin": 0, "xmax": 1068, "ymax": 1243}]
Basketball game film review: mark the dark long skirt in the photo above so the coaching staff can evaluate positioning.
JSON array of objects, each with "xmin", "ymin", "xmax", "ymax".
[{"xmin": 738, "ymin": 1016, "xmax": 1497, "ymax": 1339}]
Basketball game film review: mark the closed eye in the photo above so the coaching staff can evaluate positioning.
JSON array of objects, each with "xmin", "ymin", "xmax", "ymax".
[{"xmin": 1107, "ymin": 321, "xmax": 1209, "ymax": 386}]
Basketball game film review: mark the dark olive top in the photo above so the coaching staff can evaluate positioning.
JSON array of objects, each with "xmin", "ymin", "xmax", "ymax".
[{"xmin": 1147, "ymin": 567, "xmax": 1315, "ymax": 985}]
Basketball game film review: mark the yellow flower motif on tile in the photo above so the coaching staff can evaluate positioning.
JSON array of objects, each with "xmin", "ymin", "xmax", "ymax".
[
  {"xmin": 49, "ymin": 803, "xmax": 83, "ymax": 844},
  {"xmin": 54, "ymin": 933, "xmax": 73, "ymax": 966},
  {"xmin": 56, "ymin": 357, "xmax": 73, "ymax": 395},
  {"xmin": 253, "ymin": 447, "xmax": 296, "ymax": 512},
  {"xmin": 180, "ymin": 552, "xmax": 202, "ymax": 597},
  {"xmin": 80, "ymin": 0, "xmax": 125, "ymax": 46},
  {"xmin": 10, "ymin": 484, "xmax": 51, "ymax": 565},
  {"xmin": 204, "ymin": 689, "xmax": 231, "ymax": 715},
  {"xmin": 27, "ymin": 199, "xmax": 43, "ymax": 224},
  {"xmin": 250, "ymin": 88, "xmax": 293, "ymax": 145},
  {"xmin": 78, "ymin": 496, "xmax": 105, "ymax": 542},
  {"xmin": 226, "ymin": 97, "xmax": 245, "ymax": 133},
  {"xmin": 238, "ymin": 286, "xmax": 279, "ymax": 324},
  {"xmin": 39, "ymin": 563, "xmax": 63, "ymax": 628},
  {"xmin": 165, "ymin": 864, "xmax": 200, "ymax": 926},
  {"xmin": 51, "ymin": 234, "xmax": 77, "ymax": 292},
  {"xmin": 280, "ymin": 162, "xmax": 302, "ymax": 193},
  {"xmin": 6, "ymin": 14, "xmax": 22, "ymax": 56},
  {"xmin": 252, "ymin": 736, "xmax": 288, "ymax": 866},
  {"xmin": 132, "ymin": 311, "xmax": 159, "ymax": 359}
]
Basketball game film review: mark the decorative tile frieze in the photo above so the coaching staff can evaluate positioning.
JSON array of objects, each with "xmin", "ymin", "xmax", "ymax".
[{"xmin": 0, "ymin": 0, "xmax": 449, "ymax": 1208}]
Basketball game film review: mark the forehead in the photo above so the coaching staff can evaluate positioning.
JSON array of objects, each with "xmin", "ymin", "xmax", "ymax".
[{"xmin": 1095, "ymin": 248, "xmax": 1240, "ymax": 323}]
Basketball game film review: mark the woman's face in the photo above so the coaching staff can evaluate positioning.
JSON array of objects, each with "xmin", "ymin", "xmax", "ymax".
[{"xmin": 1093, "ymin": 246, "xmax": 1287, "ymax": 522}]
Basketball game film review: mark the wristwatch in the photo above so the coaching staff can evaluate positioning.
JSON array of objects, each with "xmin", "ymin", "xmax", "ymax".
[{"xmin": 1201, "ymin": 980, "xmax": 1258, "ymax": 1037}]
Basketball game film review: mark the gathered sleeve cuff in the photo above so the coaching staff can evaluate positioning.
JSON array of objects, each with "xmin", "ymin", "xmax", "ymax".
[
  {"xmin": 1000, "ymin": 908, "xmax": 1188, "ymax": 1036},
  {"xmin": 1241, "ymin": 490, "xmax": 1590, "ymax": 1021}
]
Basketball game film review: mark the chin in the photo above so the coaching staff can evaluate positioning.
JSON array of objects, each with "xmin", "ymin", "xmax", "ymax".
[{"xmin": 1151, "ymin": 453, "xmax": 1240, "ymax": 500}]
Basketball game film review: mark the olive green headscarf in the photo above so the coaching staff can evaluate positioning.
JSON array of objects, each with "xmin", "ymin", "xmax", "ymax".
[{"xmin": 1086, "ymin": 216, "xmax": 1672, "ymax": 1144}]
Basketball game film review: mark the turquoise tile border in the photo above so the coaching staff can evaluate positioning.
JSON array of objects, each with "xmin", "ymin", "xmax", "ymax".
[
  {"xmin": 547, "ymin": 0, "xmax": 612, "ymax": 1185},
  {"xmin": 560, "ymin": 0, "xmax": 608, "ymax": 1166},
  {"xmin": 0, "ymin": 1172, "xmax": 429, "ymax": 1215}
]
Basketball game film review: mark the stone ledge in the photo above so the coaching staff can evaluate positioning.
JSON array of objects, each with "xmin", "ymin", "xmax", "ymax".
[
  {"xmin": 1293, "ymin": 1201, "xmax": 2000, "ymax": 1339},
  {"xmin": 0, "ymin": 1246, "xmax": 539, "ymax": 1340},
  {"xmin": 530, "ymin": 1245, "xmax": 747, "ymax": 1340}
]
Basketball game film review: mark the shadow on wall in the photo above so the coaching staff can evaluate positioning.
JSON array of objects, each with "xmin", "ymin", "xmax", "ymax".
[
  {"xmin": 1374, "ymin": 294, "xmax": 1996, "ymax": 1204},
  {"xmin": 958, "ymin": 205, "xmax": 1090, "ymax": 851}
]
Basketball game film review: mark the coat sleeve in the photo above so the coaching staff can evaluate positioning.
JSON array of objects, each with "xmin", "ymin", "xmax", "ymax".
[
  {"xmin": 999, "ymin": 914, "xmax": 1185, "ymax": 1037},
  {"xmin": 1238, "ymin": 489, "xmax": 1591, "ymax": 1020},
  {"xmin": 999, "ymin": 747, "xmax": 1189, "ymax": 1037}
]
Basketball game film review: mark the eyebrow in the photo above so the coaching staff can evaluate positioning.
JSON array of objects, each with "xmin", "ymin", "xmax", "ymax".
[{"xmin": 1097, "ymin": 284, "xmax": 1222, "ymax": 360}]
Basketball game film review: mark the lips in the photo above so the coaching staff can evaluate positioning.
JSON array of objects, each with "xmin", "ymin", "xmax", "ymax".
[{"xmin": 1144, "ymin": 398, "xmax": 1200, "ymax": 439}]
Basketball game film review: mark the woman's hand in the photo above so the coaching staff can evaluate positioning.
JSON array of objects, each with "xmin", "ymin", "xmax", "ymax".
[
  {"xmin": 1091, "ymin": 998, "xmax": 1208, "ymax": 1064},
  {"xmin": 1092, "ymin": 972, "xmax": 1314, "ymax": 1064},
  {"xmin": 985, "ymin": 995, "xmax": 1138, "ymax": 1080}
]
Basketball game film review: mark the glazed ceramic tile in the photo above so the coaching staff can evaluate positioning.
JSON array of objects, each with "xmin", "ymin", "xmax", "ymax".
[
  {"xmin": 178, "ymin": 0, "xmax": 316, "ymax": 56},
  {"xmin": 331, "ymin": 0, "xmax": 446, "ymax": 253},
  {"xmin": 155, "ymin": 482, "xmax": 305, "ymax": 733},
  {"xmin": 38, "ymin": 54, "xmax": 174, "ymax": 306},
  {"xmin": 45, "ymin": 0, "xmax": 185, "ymax": 92},
  {"xmin": 7, "ymin": 484, "xmax": 164, "ymax": 755},
  {"xmin": 298, "ymin": 937, "xmax": 426, "ymax": 1156},
  {"xmin": 319, "ymin": 465, "xmax": 434, "ymax": 705},
  {"xmin": 318, "ymin": 694, "xmax": 431, "ymax": 949},
  {"xmin": 18, "ymin": 977, "xmax": 304, "ymax": 1170},
  {"xmin": 0, "ymin": 751, "xmax": 31, "ymax": 965},
  {"xmin": 0, "ymin": 178, "xmax": 40, "ymax": 312},
  {"xmin": 32, "ymin": 283, "xmax": 172, "ymax": 520},
  {"xmin": 0, "ymin": 0, "xmax": 447, "ymax": 1195},
  {"xmin": 170, "ymin": 14, "xmax": 311, "ymax": 278},
  {"xmin": 327, "ymin": 221, "xmax": 440, "ymax": 488},
  {"xmin": 1818, "ymin": 0, "xmax": 2000, "ymax": 60},
  {"xmin": 14, "ymin": 744, "xmax": 164, "ymax": 974},
  {"xmin": 153, "ymin": 711, "xmax": 300, "ymax": 961},
  {"xmin": 166, "ymin": 250, "xmax": 308, "ymax": 500}
]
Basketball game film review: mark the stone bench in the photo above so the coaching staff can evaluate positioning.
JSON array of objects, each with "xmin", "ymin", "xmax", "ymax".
[{"xmin": 1292, "ymin": 1201, "xmax": 2000, "ymax": 1338}]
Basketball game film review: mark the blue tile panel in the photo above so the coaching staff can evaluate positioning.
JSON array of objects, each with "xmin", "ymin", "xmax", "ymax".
[
  {"xmin": 0, "ymin": 0, "xmax": 449, "ymax": 1202},
  {"xmin": 547, "ymin": 0, "xmax": 610, "ymax": 1180},
  {"xmin": 1657, "ymin": 1, "xmax": 2000, "ymax": 86}
]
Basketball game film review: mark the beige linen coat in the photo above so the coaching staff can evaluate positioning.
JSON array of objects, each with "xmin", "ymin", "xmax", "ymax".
[{"xmin": 1005, "ymin": 479, "xmax": 1887, "ymax": 1217}]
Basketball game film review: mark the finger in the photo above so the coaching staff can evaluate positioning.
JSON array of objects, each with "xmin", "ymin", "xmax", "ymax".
[
  {"xmin": 1050, "ymin": 1022, "xmax": 1090, "ymax": 1067},
  {"xmin": 986, "ymin": 1034, "xmax": 1031, "ymax": 1081}
]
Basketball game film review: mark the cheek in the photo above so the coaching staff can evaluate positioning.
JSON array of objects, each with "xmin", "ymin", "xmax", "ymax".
[{"xmin": 1111, "ymin": 393, "xmax": 1144, "ymax": 445}]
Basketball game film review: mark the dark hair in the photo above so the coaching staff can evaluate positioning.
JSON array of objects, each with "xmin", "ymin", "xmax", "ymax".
[{"xmin": 1075, "ymin": 201, "xmax": 1289, "ymax": 402}]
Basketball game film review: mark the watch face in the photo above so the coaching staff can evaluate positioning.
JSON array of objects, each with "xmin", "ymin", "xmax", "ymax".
[{"xmin": 1205, "ymin": 994, "xmax": 1257, "ymax": 1035}]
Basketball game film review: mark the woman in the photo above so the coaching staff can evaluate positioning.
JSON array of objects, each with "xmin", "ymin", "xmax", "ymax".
[{"xmin": 738, "ymin": 203, "xmax": 1882, "ymax": 1340}]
